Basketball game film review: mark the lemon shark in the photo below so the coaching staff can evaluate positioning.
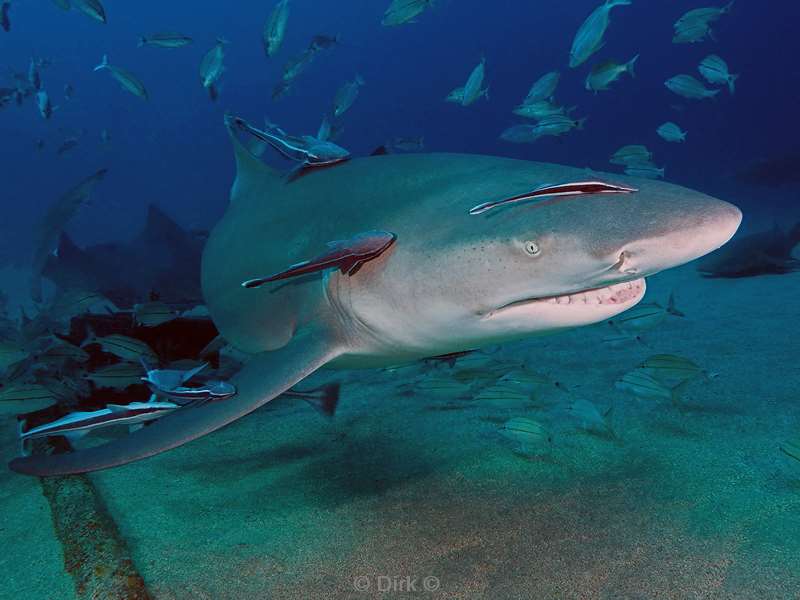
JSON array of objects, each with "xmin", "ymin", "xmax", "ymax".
[{"xmin": 10, "ymin": 120, "xmax": 742, "ymax": 476}]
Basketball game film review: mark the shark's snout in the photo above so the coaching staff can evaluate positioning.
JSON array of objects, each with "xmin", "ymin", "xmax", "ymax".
[{"xmin": 615, "ymin": 198, "xmax": 742, "ymax": 278}]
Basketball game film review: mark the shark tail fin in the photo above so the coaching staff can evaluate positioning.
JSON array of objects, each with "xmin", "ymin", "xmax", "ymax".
[{"xmin": 94, "ymin": 55, "xmax": 109, "ymax": 72}]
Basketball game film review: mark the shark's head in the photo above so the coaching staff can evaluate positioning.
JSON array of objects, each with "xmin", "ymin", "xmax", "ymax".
[{"xmin": 341, "ymin": 158, "xmax": 742, "ymax": 358}]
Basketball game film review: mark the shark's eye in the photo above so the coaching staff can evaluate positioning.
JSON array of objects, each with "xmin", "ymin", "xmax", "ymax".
[{"xmin": 524, "ymin": 240, "xmax": 541, "ymax": 256}]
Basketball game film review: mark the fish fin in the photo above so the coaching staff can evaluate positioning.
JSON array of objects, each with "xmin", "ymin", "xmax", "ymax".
[
  {"xmin": 93, "ymin": 54, "xmax": 109, "ymax": 71},
  {"xmin": 9, "ymin": 327, "xmax": 344, "ymax": 476},
  {"xmin": 626, "ymin": 54, "xmax": 639, "ymax": 77},
  {"xmin": 80, "ymin": 325, "xmax": 96, "ymax": 348},
  {"xmin": 728, "ymin": 73, "xmax": 738, "ymax": 95},
  {"xmin": 180, "ymin": 362, "xmax": 209, "ymax": 384},
  {"xmin": 137, "ymin": 37, "xmax": 146, "ymax": 47},
  {"xmin": 224, "ymin": 114, "xmax": 283, "ymax": 206},
  {"xmin": 294, "ymin": 382, "xmax": 341, "ymax": 417},
  {"xmin": 670, "ymin": 379, "xmax": 691, "ymax": 409},
  {"xmin": 667, "ymin": 291, "xmax": 685, "ymax": 317},
  {"xmin": 284, "ymin": 162, "xmax": 308, "ymax": 182}
]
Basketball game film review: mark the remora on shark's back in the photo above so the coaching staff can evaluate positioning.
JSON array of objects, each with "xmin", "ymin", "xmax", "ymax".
[{"xmin": 9, "ymin": 117, "xmax": 742, "ymax": 476}]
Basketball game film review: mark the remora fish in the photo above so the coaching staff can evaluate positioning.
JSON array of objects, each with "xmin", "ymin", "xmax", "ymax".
[
  {"xmin": 229, "ymin": 115, "xmax": 350, "ymax": 179},
  {"xmin": 569, "ymin": 0, "xmax": 632, "ymax": 68},
  {"xmin": 263, "ymin": 0, "xmax": 290, "ymax": 57},
  {"xmin": 138, "ymin": 32, "xmax": 193, "ymax": 49},
  {"xmin": 9, "ymin": 119, "xmax": 743, "ymax": 476},
  {"xmin": 94, "ymin": 55, "xmax": 148, "ymax": 99}
]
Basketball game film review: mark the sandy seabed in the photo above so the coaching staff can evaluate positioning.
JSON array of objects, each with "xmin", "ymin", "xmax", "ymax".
[{"xmin": 2, "ymin": 262, "xmax": 800, "ymax": 599}]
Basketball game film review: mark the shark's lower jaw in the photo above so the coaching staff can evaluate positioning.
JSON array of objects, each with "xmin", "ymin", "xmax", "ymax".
[{"xmin": 485, "ymin": 278, "xmax": 646, "ymax": 322}]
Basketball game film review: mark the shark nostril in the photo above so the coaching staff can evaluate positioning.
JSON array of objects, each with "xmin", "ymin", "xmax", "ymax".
[{"xmin": 613, "ymin": 251, "xmax": 639, "ymax": 275}]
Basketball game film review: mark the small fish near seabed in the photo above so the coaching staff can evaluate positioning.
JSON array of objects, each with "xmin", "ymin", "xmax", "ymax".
[
  {"xmin": 585, "ymin": 55, "xmax": 638, "ymax": 93},
  {"xmin": 134, "ymin": 300, "xmax": 177, "ymax": 327},
  {"xmin": 567, "ymin": 398, "xmax": 616, "ymax": 439},
  {"xmin": 657, "ymin": 122, "xmax": 687, "ymax": 143},
  {"xmin": 610, "ymin": 144, "xmax": 652, "ymax": 166},
  {"xmin": 624, "ymin": 164, "xmax": 665, "ymax": 179},
  {"xmin": 228, "ymin": 114, "xmax": 351, "ymax": 180},
  {"xmin": 569, "ymin": 0, "xmax": 632, "ymax": 68},
  {"xmin": 200, "ymin": 38, "xmax": 227, "ymax": 101},
  {"xmin": 332, "ymin": 75, "xmax": 365, "ymax": 118},
  {"xmin": 94, "ymin": 55, "xmax": 148, "ymax": 99},
  {"xmin": 263, "ymin": 0, "xmax": 290, "ymax": 57},
  {"xmin": 607, "ymin": 292, "xmax": 683, "ymax": 333},
  {"xmin": 138, "ymin": 32, "xmax": 193, "ymax": 49},
  {"xmin": 698, "ymin": 54, "xmax": 738, "ymax": 94},
  {"xmin": 499, "ymin": 417, "xmax": 552, "ymax": 457},
  {"xmin": 697, "ymin": 223, "xmax": 800, "ymax": 277},
  {"xmin": 615, "ymin": 369, "xmax": 689, "ymax": 408},
  {"xmin": 382, "ymin": 0, "xmax": 434, "ymax": 27},
  {"xmin": 665, "ymin": 74, "xmax": 720, "ymax": 100},
  {"xmin": 74, "ymin": 0, "xmax": 106, "ymax": 24},
  {"xmin": 636, "ymin": 354, "xmax": 708, "ymax": 388}
]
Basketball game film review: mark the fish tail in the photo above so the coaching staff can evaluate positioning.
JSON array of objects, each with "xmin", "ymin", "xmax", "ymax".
[
  {"xmin": 137, "ymin": 36, "xmax": 147, "ymax": 47},
  {"xmin": 670, "ymin": 379, "xmax": 691, "ymax": 409},
  {"xmin": 355, "ymin": 74, "xmax": 365, "ymax": 86},
  {"xmin": 575, "ymin": 117, "xmax": 587, "ymax": 130},
  {"xmin": 728, "ymin": 73, "xmax": 739, "ymax": 95},
  {"xmin": 723, "ymin": 0, "xmax": 735, "ymax": 13},
  {"xmin": 80, "ymin": 324, "xmax": 96, "ymax": 348},
  {"xmin": 626, "ymin": 54, "xmax": 639, "ymax": 77},
  {"xmin": 93, "ymin": 54, "xmax": 109, "ymax": 71},
  {"xmin": 667, "ymin": 291, "xmax": 685, "ymax": 317}
]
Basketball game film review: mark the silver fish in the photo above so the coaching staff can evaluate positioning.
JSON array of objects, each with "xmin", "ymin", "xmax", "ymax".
[
  {"xmin": 513, "ymin": 100, "xmax": 565, "ymax": 120},
  {"xmin": 675, "ymin": 2, "xmax": 734, "ymax": 28},
  {"xmin": 138, "ymin": 32, "xmax": 193, "ymax": 49},
  {"xmin": 624, "ymin": 163, "xmax": 665, "ymax": 179},
  {"xmin": 656, "ymin": 122, "xmax": 687, "ymax": 143},
  {"xmin": 569, "ymin": 0, "xmax": 632, "ymax": 68},
  {"xmin": 73, "ymin": 0, "xmax": 106, "ymax": 24},
  {"xmin": 263, "ymin": 0, "xmax": 290, "ymax": 57},
  {"xmin": 94, "ymin": 55, "xmax": 148, "ymax": 99},
  {"xmin": 610, "ymin": 144, "xmax": 652, "ymax": 166},
  {"xmin": 461, "ymin": 57, "xmax": 487, "ymax": 106},
  {"xmin": 698, "ymin": 54, "xmax": 738, "ymax": 94},
  {"xmin": 36, "ymin": 90, "xmax": 53, "ymax": 119},
  {"xmin": 585, "ymin": 54, "xmax": 638, "ymax": 92},
  {"xmin": 382, "ymin": 0, "xmax": 433, "ymax": 27},
  {"xmin": 445, "ymin": 85, "xmax": 488, "ymax": 104},
  {"xmin": 200, "ymin": 38, "xmax": 227, "ymax": 100},
  {"xmin": 522, "ymin": 71, "xmax": 560, "ymax": 104},
  {"xmin": 665, "ymin": 74, "xmax": 720, "ymax": 100},
  {"xmin": 332, "ymin": 74, "xmax": 364, "ymax": 118}
]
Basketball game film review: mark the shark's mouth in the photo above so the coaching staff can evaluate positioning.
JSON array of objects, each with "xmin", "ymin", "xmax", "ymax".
[{"xmin": 495, "ymin": 278, "xmax": 646, "ymax": 312}]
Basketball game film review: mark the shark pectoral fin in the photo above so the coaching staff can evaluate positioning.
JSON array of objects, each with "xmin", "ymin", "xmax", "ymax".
[{"xmin": 9, "ymin": 329, "xmax": 343, "ymax": 476}]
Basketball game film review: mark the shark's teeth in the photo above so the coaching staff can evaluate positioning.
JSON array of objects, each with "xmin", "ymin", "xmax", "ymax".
[{"xmin": 549, "ymin": 279, "xmax": 644, "ymax": 306}]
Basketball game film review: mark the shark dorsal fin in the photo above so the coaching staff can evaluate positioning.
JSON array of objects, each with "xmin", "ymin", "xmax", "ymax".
[{"xmin": 225, "ymin": 114, "xmax": 282, "ymax": 207}]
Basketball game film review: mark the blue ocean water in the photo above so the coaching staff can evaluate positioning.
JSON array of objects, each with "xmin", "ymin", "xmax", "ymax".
[
  {"xmin": 3, "ymin": 1, "xmax": 800, "ymax": 598},
  {"xmin": 1, "ymin": 0, "xmax": 797, "ymax": 256}
]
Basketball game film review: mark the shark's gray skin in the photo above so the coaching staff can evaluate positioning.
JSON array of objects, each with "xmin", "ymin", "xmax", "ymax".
[
  {"xmin": 697, "ymin": 222, "xmax": 800, "ymax": 278},
  {"xmin": 9, "ymin": 124, "xmax": 742, "ymax": 476}
]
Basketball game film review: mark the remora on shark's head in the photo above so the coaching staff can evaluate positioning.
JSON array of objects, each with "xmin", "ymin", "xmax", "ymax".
[{"xmin": 9, "ymin": 117, "xmax": 742, "ymax": 476}]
